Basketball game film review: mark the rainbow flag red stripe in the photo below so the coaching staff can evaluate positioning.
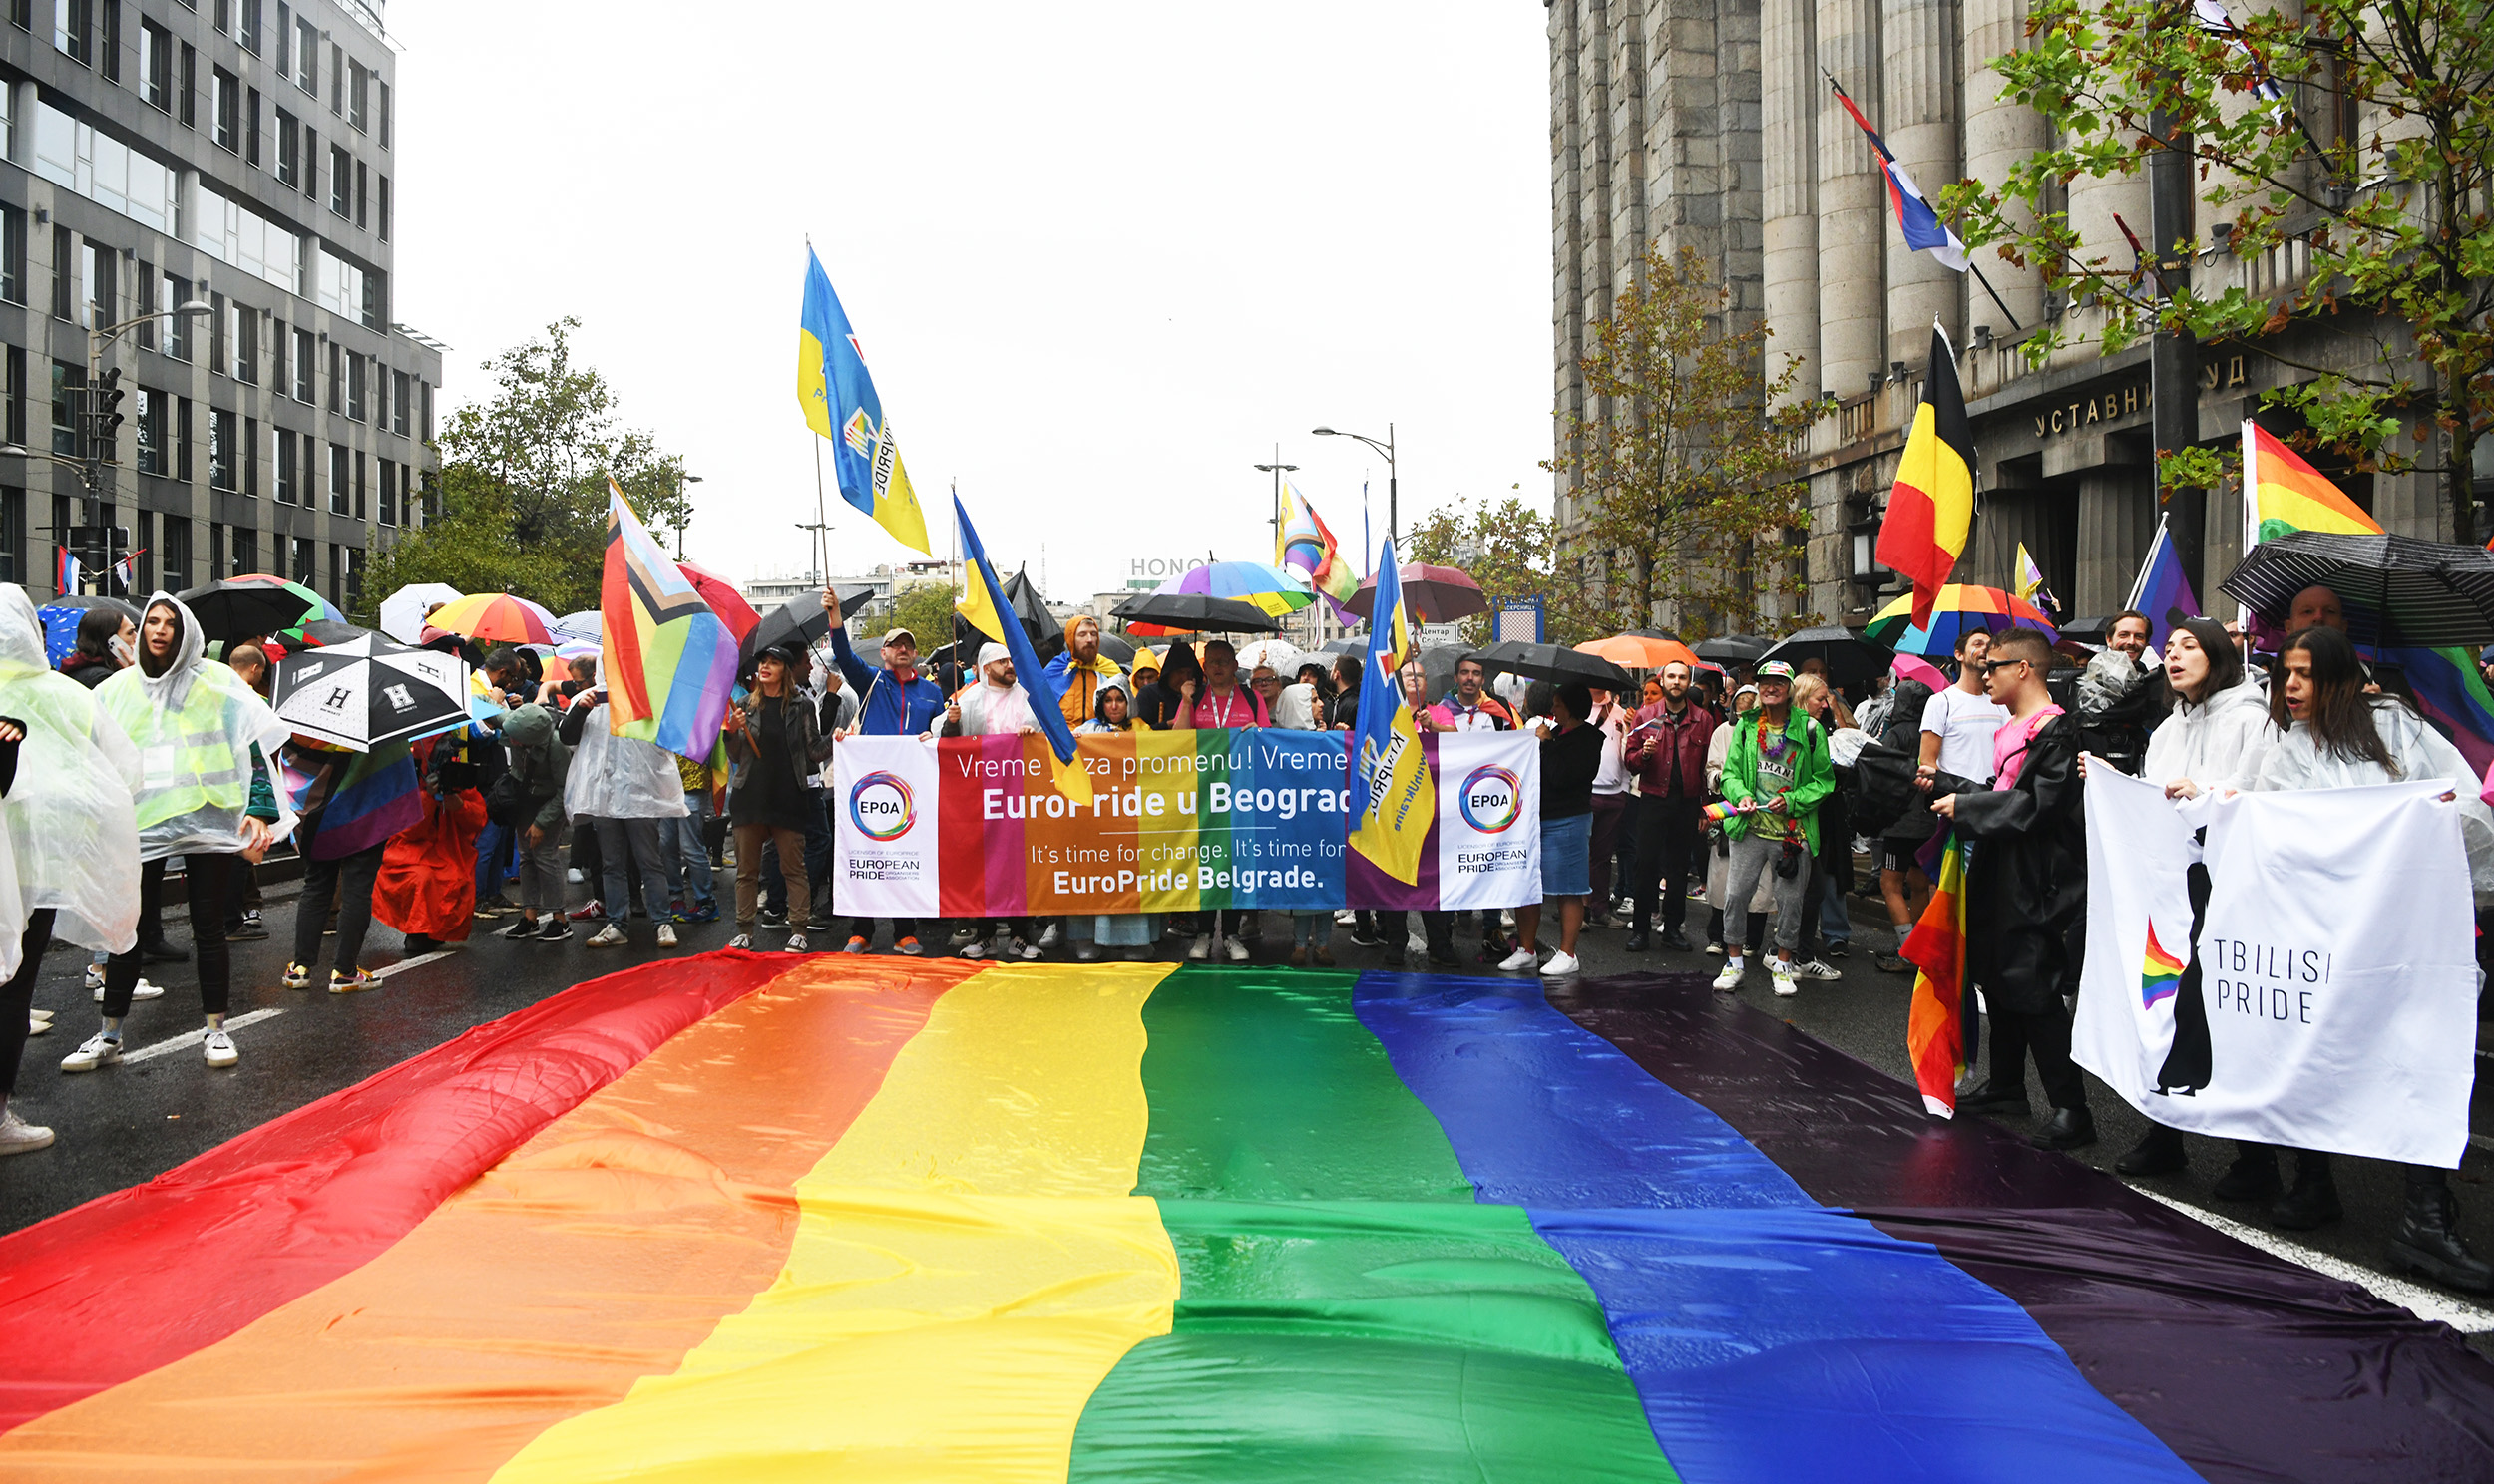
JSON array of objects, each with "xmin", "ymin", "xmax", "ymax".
[
  {"xmin": 1901, "ymin": 829, "xmax": 1971, "ymax": 1115},
  {"xmin": 2140, "ymin": 924, "xmax": 2185, "ymax": 1008}
]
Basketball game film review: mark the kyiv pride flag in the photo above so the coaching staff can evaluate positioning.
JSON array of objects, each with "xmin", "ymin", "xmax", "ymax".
[
  {"xmin": 798, "ymin": 246, "xmax": 932, "ymax": 554},
  {"xmin": 1350, "ymin": 538, "xmax": 1434, "ymax": 886}
]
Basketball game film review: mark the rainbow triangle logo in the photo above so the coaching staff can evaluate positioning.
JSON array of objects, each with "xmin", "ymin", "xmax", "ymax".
[{"xmin": 2140, "ymin": 924, "xmax": 2185, "ymax": 1008}]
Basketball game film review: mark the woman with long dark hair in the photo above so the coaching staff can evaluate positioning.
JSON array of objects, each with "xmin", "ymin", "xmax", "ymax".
[{"xmin": 2238, "ymin": 624, "xmax": 2494, "ymax": 1294}]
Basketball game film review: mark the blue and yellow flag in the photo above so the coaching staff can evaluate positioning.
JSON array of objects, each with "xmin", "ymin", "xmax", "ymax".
[
  {"xmin": 798, "ymin": 247, "xmax": 932, "ymax": 554},
  {"xmin": 955, "ymin": 494, "xmax": 1091, "ymax": 807},
  {"xmin": 1349, "ymin": 539, "xmax": 1434, "ymax": 886}
]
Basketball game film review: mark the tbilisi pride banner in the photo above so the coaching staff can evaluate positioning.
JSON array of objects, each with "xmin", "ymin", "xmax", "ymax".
[{"xmin": 833, "ymin": 728, "xmax": 1541, "ymax": 917}]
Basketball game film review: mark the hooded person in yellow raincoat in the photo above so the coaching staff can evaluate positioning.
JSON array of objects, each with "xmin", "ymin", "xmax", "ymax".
[
  {"xmin": 1041, "ymin": 614, "xmax": 1122, "ymax": 728},
  {"xmin": 65, "ymin": 592, "xmax": 292, "ymax": 1076}
]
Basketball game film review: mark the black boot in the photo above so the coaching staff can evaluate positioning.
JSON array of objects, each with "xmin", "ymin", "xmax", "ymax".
[
  {"xmin": 2030, "ymin": 1106, "xmax": 2096, "ymax": 1151},
  {"xmin": 2271, "ymin": 1152, "xmax": 2342, "ymax": 1231},
  {"xmin": 2114, "ymin": 1124, "xmax": 2188, "ymax": 1177},
  {"xmin": 2211, "ymin": 1144, "xmax": 2283, "ymax": 1201},
  {"xmin": 1658, "ymin": 929, "xmax": 1694, "ymax": 952},
  {"xmin": 1955, "ymin": 1078, "xmax": 2030, "ymax": 1115},
  {"xmin": 2389, "ymin": 1180, "xmax": 2494, "ymax": 1294},
  {"xmin": 1623, "ymin": 931, "xmax": 1651, "ymax": 953}
]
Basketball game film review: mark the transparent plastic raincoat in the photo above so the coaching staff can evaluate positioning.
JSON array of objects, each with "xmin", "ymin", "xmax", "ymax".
[
  {"xmin": 93, "ymin": 592, "xmax": 296, "ymax": 861},
  {"xmin": 0, "ymin": 586, "xmax": 142, "ymax": 965}
]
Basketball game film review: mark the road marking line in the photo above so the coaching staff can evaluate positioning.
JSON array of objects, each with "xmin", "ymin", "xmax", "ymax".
[
  {"xmin": 120, "ymin": 1008, "xmax": 287, "ymax": 1066},
  {"xmin": 370, "ymin": 949, "xmax": 454, "ymax": 980},
  {"xmin": 2135, "ymin": 1187, "xmax": 2494, "ymax": 1334}
]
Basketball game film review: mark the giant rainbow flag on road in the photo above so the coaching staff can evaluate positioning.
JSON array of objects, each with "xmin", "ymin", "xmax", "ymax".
[
  {"xmin": 0, "ymin": 954, "xmax": 2486, "ymax": 1480},
  {"xmin": 600, "ymin": 479, "xmax": 739, "ymax": 761}
]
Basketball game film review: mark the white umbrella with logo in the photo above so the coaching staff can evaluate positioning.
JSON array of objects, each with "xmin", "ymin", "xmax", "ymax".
[{"xmin": 271, "ymin": 634, "xmax": 471, "ymax": 751}]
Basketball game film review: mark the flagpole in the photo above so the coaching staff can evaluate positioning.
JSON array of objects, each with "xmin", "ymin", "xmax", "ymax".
[
  {"xmin": 809, "ymin": 436, "xmax": 830, "ymax": 587},
  {"xmin": 1967, "ymin": 262, "xmax": 2023, "ymax": 334}
]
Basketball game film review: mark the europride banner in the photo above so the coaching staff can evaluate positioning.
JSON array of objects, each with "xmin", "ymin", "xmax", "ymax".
[{"xmin": 833, "ymin": 728, "xmax": 1541, "ymax": 917}]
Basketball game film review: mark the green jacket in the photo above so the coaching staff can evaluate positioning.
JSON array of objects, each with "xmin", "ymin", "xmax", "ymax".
[{"xmin": 1719, "ymin": 709, "xmax": 1835, "ymax": 853}]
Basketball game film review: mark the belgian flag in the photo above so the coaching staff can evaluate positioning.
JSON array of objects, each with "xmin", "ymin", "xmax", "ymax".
[{"xmin": 1876, "ymin": 323, "xmax": 1975, "ymax": 629}]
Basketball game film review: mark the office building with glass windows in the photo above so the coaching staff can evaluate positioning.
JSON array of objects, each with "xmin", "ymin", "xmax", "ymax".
[{"xmin": 0, "ymin": 0, "xmax": 437, "ymax": 611}]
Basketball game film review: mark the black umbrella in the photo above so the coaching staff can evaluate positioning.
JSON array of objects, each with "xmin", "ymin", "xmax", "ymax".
[
  {"xmin": 741, "ymin": 593, "xmax": 835, "ymax": 669},
  {"xmin": 2220, "ymin": 530, "xmax": 2494, "ymax": 648},
  {"xmin": 1320, "ymin": 636, "xmax": 1369, "ymax": 658},
  {"xmin": 1110, "ymin": 591, "xmax": 1282, "ymax": 634},
  {"xmin": 1692, "ymin": 633, "xmax": 1770, "ymax": 664},
  {"xmin": 270, "ymin": 634, "xmax": 470, "ymax": 751},
  {"xmin": 177, "ymin": 578, "xmax": 327, "ymax": 645},
  {"xmin": 1472, "ymin": 639, "xmax": 1634, "ymax": 693},
  {"xmin": 1758, "ymin": 625, "xmax": 1887, "ymax": 694}
]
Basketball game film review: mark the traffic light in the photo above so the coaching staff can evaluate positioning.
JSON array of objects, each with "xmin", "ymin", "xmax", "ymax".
[{"xmin": 88, "ymin": 368, "xmax": 125, "ymax": 464}]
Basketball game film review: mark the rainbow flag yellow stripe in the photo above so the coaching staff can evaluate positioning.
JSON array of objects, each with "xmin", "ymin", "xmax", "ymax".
[{"xmin": 2244, "ymin": 422, "xmax": 2381, "ymax": 543}]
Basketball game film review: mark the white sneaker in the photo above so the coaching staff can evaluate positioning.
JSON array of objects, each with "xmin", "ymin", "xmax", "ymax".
[
  {"xmin": 960, "ymin": 938, "xmax": 990, "ymax": 960},
  {"xmin": 1407, "ymin": 930, "xmax": 1429, "ymax": 956},
  {"xmin": 1711, "ymin": 962, "xmax": 1746, "ymax": 992},
  {"xmin": 587, "ymin": 924, "xmax": 627, "ymax": 948},
  {"xmin": 27, "ymin": 1014, "xmax": 48, "ymax": 1036},
  {"xmin": 1497, "ymin": 946, "xmax": 1539, "ymax": 972},
  {"xmin": 1334, "ymin": 909, "xmax": 1357, "ymax": 925},
  {"xmin": 93, "ymin": 977, "xmax": 165, "ymax": 1003},
  {"xmin": 1188, "ymin": 935, "xmax": 1210, "ymax": 961},
  {"xmin": 656, "ymin": 923, "xmax": 679, "ymax": 948},
  {"xmin": 1769, "ymin": 959, "xmax": 1800, "ymax": 996},
  {"xmin": 785, "ymin": 932, "xmax": 809, "ymax": 953},
  {"xmin": 567, "ymin": 867, "xmax": 585, "ymax": 884},
  {"xmin": 1797, "ymin": 958, "xmax": 1842, "ymax": 981},
  {"xmin": 728, "ymin": 932, "xmax": 753, "ymax": 949},
  {"xmin": 1038, "ymin": 924, "xmax": 1062, "ymax": 949},
  {"xmin": 83, "ymin": 963, "xmax": 103, "ymax": 992},
  {"xmin": 950, "ymin": 927, "xmax": 980, "ymax": 946},
  {"xmin": 203, "ymin": 1029, "xmax": 238, "ymax": 1067},
  {"xmin": 61, "ymin": 1032, "xmax": 123, "ymax": 1072},
  {"xmin": 1540, "ymin": 951, "xmax": 1581, "ymax": 976},
  {"xmin": 1224, "ymin": 938, "xmax": 1250, "ymax": 963},
  {"xmin": 1010, "ymin": 938, "xmax": 1042, "ymax": 961},
  {"xmin": 0, "ymin": 1109, "xmax": 54, "ymax": 1154}
]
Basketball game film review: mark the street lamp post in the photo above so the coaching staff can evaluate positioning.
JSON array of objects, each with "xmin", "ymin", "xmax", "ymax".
[
  {"xmin": 0, "ymin": 299, "xmax": 211, "ymax": 591},
  {"xmin": 1253, "ymin": 450, "xmax": 1300, "ymax": 643},
  {"xmin": 673, "ymin": 472, "xmax": 703, "ymax": 559},
  {"xmin": 1311, "ymin": 423, "xmax": 1396, "ymax": 552}
]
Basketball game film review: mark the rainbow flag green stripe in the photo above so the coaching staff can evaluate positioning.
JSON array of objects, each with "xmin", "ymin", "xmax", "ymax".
[{"xmin": 1068, "ymin": 967, "xmax": 1677, "ymax": 1481}]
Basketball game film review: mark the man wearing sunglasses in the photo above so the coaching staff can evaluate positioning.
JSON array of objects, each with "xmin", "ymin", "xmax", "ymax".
[{"xmin": 1930, "ymin": 628, "xmax": 2094, "ymax": 1151}]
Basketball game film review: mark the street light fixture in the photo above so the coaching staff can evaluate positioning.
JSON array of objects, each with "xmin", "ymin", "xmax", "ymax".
[{"xmin": 1311, "ymin": 423, "xmax": 1397, "ymax": 551}]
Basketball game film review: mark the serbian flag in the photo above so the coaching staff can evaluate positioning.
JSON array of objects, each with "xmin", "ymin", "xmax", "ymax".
[
  {"xmin": 601, "ymin": 478, "xmax": 739, "ymax": 761},
  {"xmin": 54, "ymin": 548, "xmax": 78, "ymax": 596},
  {"xmin": 1876, "ymin": 323, "xmax": 1976, "ymax": 629},
  {"xmin": 1829, "ymin": 76, "xmax": 1969, "ymax": 272},
  {"xmin": 1902, "ymin": 829, "xmax": 1973, "ymax": 1116}
]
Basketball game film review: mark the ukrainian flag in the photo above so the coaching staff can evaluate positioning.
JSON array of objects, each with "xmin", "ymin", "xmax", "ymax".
[{"xmin": 798, "ymin": 247, "xmax": 932, "ymax": 554}]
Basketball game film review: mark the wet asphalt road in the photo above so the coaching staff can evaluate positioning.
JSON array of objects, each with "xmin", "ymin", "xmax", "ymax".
[{"xmin": 2, "ymin": 862, "xmax": 2489, "ymax": 1334}]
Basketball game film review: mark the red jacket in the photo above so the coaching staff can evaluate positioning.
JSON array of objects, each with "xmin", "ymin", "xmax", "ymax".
[{"xmin": 1623, "ymin": 700, "xmax": 1717, "ymax": 800}]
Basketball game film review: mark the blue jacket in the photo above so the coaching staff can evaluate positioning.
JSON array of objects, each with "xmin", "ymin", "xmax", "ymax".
[{"xmin": 828, "ymin": 626, "xmax": 947, "ymax": 736}]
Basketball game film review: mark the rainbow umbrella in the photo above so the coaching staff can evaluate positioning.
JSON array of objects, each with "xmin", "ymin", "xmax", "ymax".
[
  {"xmin": 426, "ymin": 591, "xmax": 559, "ymax": 646},
  {"xmin": 1866, "ymin": 584, "xmax": 2056, "ymax": 656},
  {"xmin": 1162, "ymin": 561, "xmax": 1315, "ymax": 618}
]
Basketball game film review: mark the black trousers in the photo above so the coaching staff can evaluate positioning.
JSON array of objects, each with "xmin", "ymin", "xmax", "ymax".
[
  {"xmin": 0, "ymin": 910, "xmax": 57, "ymax": 1099},
  {"xmin": 107, "ymin": 856, "xmax": 239, "ymax": 1018},
  {"xmin": 291, "ymin": 845, "xmax": 385, "ymax": 974},
  {"xmin": 1631, "ymin": 795, "xmax": 1703, "ymax": 936},
  {"xmin": 1989, "ymin": 1002, "xmax": 2085, "ymax": 1112}
]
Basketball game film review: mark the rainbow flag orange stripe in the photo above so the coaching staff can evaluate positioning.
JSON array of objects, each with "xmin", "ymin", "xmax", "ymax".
[{"xmin": 1901, "ymin": 830, "xmax": 1971, "ymax": 1116}]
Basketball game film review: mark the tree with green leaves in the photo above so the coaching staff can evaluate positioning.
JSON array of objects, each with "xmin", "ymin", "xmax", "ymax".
[
  {"xmin": 1953, "ymin": 0, "xmax": 2494, "ymax": 539},
  {"xmin": 1405, "ymin": 493, "xmax": 1564, "ymax": 646},
  {"xmin": 363, "ymin": 319, "xmax": 690, "ymax": 621},
  {"xmin": 1544, "ymin": 243, "xmax": 1823, "ymax": 636},
  {"xmin": 888, "ymin": 580, "xmax": 961, "ymax": 655}
]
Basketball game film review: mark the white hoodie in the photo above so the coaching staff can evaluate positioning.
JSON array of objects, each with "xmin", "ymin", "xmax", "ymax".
[
  {"xmin": 2142, "ymin": 676, "xmax": 2277, "ymax": 795},
  {"xmin": 2251, "ymin": 696, "xmax": 2494, "ymax": 899}
]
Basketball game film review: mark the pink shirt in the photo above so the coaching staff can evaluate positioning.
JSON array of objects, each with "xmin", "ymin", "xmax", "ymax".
[
  {"xmin": 1991, "ymin": 705, "xmax": 2065, "ymax": 791},
  {"xmin": 1190, "ymin": 685, "xmax": 1268, "ymax": 730}
]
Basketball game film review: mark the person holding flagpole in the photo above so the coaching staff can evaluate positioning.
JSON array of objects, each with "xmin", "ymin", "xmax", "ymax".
[{"xmin": 825, "ymin": 615, "xmax": 945, "ymax": 955}]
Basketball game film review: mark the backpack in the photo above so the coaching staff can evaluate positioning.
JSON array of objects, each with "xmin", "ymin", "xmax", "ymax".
[{"xmin": 484, "ymin": 767, "xmax": 534, "ymax": 828}]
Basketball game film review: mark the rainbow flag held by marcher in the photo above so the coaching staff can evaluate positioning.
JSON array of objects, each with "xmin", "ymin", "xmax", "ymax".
[
  {"xmin": 797, "ymin": 246, "xmax": 931, "ymax": 555},
  {"xmin": 1278, "ymin": 481, "xmax": 1360, "ymax": 617},
  {"xmin": 277, "ymin": 738, "xmax": 423, "ymax": 860},
  {"xmin": 2242, "ymin": 421, "xmax": 2380, "ymax": 545},
  {"xmin": 2123, "ymin": 516, "xmax": 2201, "ymax": 654},
  {"xmin": 600, "ymin": 479, "xmax": 739, "ymax": 762},
  {"xmin": 955, "ymin": 493, "xmax": 1091, "ymax": 807},
  {"xmin": 1876, "ymin": 323, "xmax": 1976, "ymax": 629},
  {"xmin": 1902, "ymin": 828, "xmax": 1972, "ymax": 1117},
  {"xmin": 1349, "ymin": 539, "xmax": 1434, "ymax": 886}
]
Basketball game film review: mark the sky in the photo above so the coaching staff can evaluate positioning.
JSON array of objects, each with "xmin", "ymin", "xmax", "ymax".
[{"xmin": 385, "ymin": 0, "xmax": 1554, "ymax": 604}]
